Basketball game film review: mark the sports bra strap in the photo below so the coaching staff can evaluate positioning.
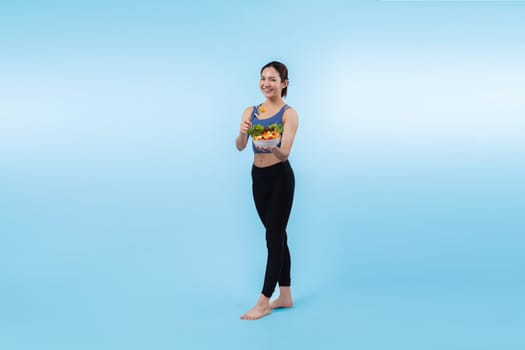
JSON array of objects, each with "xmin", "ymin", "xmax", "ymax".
[{"xmin": 251, "ymin": 103, "xmax": 291, "ymax": 120}]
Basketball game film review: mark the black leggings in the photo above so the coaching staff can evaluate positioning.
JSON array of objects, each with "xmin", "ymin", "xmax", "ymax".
[{"xmin": 251, "ymin": 160, "xmax": 295, "ymax": 298}]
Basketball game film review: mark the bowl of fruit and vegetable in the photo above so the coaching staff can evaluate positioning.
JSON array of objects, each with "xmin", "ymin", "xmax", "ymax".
[{"xmin": 247, "ymin": 123, "xmax": 283, "ymax": 149}]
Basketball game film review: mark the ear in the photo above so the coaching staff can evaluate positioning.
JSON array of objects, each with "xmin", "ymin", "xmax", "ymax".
[{"xmin": 282, "ymin": 79, "xmax": 289, "ymax": 89}]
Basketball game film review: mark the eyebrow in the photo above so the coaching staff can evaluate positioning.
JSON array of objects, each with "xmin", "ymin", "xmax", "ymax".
[{"xmin": 260, "ymin": 75, "xmax": 279, "ymax": 79}]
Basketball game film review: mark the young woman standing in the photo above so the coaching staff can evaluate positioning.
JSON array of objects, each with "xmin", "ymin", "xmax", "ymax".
[{"xmin": 236, "ymin": 61, "xmax": 299, "ymax": 320}]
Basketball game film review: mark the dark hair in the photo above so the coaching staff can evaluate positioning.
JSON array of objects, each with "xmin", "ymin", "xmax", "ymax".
[{"xmin": 260, "ymin": 61, "xmax": 289, "ymax": 98}]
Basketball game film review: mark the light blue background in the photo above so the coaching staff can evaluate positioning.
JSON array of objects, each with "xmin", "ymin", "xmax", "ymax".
[{"xmin": 1, "ymin": 1, "xmax": 524, "ymax": 349}]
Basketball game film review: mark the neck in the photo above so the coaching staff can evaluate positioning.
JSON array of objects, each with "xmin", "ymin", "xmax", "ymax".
[{"xmin": 265, "ymin": 97, "xmax": 285, "ymax": 106}]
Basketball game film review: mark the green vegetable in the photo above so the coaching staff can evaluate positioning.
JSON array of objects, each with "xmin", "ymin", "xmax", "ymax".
[
  {"xmin": 247, "ymin": 123, "xmax": 283, "ymax": 136},
  {"xmin": 247, "ymin": 124, "xmax": 264, "ymax": 136},
  {"xmin": 268, "ymin": 123, "xmax": 284, "ymax": 134}
]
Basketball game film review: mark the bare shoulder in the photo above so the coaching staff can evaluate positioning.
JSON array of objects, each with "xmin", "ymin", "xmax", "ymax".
[
  {"xmin": 241, "ymin": 106, "xmax": 254, "ymax": 121},
  {"xmin": 283, "ymin": 107, "xmax": 298, "ymax": 123}
]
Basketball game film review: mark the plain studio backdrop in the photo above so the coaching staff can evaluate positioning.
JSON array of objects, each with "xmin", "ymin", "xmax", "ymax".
[{"xmin": 1, "ymin": 1, "xmax": 524, "ymax": 349}]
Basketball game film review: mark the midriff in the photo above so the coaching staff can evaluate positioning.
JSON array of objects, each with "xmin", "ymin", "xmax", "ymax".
[{"xmin": 253, "ymin": 153, "xmax": 282, "ymax": 168}]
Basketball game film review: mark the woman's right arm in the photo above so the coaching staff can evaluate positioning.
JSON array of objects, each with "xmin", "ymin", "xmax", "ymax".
[{"xmin": 236, "ymin": 107, "xmax": 252, "ymax": 151}]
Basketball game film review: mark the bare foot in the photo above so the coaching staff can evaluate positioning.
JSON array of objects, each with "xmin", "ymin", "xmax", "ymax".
[
  {"xmin": 241, "ymin": 294, "xmax": 271, "ymax": 320},
  {"xmin": 270, "ymin": 286, "xmax": 293, "ymax": 309},
  {"xmin": 270, "ymin": 296, "xmax": 293, "ymax": 309},
  {"xmin": 240, "ymin": 304, "xmax": 271, "ymax": 320}
]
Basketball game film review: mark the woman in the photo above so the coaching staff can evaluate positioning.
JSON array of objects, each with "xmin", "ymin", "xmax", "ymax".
[{"xmin": 236, "ymin": 61, "xmax": 299, "ymax": 320}]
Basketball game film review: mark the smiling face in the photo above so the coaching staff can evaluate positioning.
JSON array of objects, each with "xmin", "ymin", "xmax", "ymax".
[{"xmin": 260, "ymin": 66, "xmax": 288, "ymax": 99}]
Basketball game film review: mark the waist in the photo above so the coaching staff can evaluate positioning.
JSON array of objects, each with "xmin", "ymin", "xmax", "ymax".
[
  {"xmin": 252, "ymin": 158, "xmax": 291, "ymax": 171},
  {"xmin": 253, "ymin": 153, "xmax": 284, "ymax": 168},
  {"xmin": 251, "ymin": 159, "xmax": 293, "ymax": 181}
]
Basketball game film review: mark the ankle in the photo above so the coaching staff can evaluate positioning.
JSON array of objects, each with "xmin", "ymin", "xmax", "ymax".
[
  {"xmin": 257, "ymin": 295, "xmax": 270, "ymax": 306},
  {"xmin": 278, "ymin": 287, "xmax": 292, "ymax": 298}
]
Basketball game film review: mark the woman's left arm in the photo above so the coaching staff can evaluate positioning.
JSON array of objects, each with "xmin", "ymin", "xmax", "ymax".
[{"xmin": 271, "ymin": 108, "xmax": 299, "ymax": 161}]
